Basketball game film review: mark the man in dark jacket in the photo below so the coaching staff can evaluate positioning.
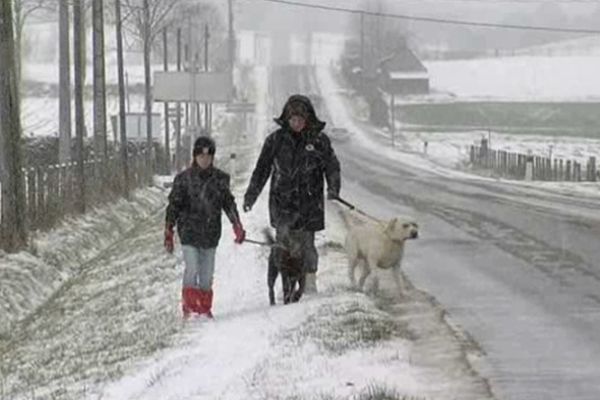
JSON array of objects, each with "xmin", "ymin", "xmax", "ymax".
[
  {"xmin": 243, "ymin": 94, "xmax": 341, "ymax": 296},
  {"xmin": 165, "ymin": 136, "xmax": 246, "ymax": 319}
]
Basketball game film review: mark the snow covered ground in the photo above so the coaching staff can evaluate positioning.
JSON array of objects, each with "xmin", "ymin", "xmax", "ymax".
[
  {"xmin": 424, "ymin": 56, "xmax": 600, "ymax": 101},
  {"xmin": 0, "ymin": 183, "xmax": 490, "ymax": 400},
  {"xmin": 1, "ymin": 62, "xmax": 492, "ymax": 400},
  {"xmin": 0, "ymin": 188, "xmax": 165, "ymax": 335},
  {"xmin": 21, "ymin": 61, "xmax": 159, "ymax": 138},
  {"xmin": 515, "ymin": 35, "xmax": 600, "ymax": 57}
]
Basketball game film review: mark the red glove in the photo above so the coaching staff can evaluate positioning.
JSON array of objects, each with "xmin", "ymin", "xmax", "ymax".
[
  {"xmin": 164, "ymin": 224, "xmax": 174, "ymax": 253},
  {"xmin": 233, "ymin": 221, "xmax": 246, "ymax": 244}
]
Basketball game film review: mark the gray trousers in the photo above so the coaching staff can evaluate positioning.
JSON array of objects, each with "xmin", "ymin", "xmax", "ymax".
[
  {"xmin": 181, "ymin": 245, "xmax": 216, "ymax": 290},
  {"xmin": 272, "ymin": 227, "xmax": 318, "ymax": 273}
]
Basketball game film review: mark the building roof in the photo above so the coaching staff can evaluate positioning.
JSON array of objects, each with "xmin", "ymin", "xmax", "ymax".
[{"xmin": 379, "ymin": 45, "xmax": 428, "ymax": 74}]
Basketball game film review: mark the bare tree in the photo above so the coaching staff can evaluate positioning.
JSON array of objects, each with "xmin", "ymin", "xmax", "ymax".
[
  {"xmin": 0, "ymin": 0, "xmax": 28, "ymax": 252},
  {"xmin": 123, "ymin": 0, "xmax": 180, "ymax": 181},
  {"xmin": 59, "ymin": 0, "xmax": 71, "ymax": 164},
  {"xmin": 173, "ymin": 1, "xmax": 226, "ymax": 71},
  {"xmin": 92, "ymin": 0, "xmax": 108, "ymax": 160},
  {"xmin": 12, "ymin": 0, "xmax": 46, "ymax": 87},
  {"xmin": 357, "ymin": 0, "xmax": 409, "ymax": 76},
  {"xmin": 73, "ymin": 0, "xmax": 86, "ymax": 213},
  {"xmin": 115, "ymin": 0, "xmax": 130, "ymax": 199}
]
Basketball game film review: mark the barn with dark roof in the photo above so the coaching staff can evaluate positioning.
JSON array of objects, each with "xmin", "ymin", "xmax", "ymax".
[{"xmin": 378, "ymin": 44, "xmax": 429, "ymax": 95}]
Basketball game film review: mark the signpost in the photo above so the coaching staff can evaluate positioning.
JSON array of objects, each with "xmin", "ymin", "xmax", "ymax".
[{"xmin": 225, "ymin": 102, "xmax": 256, "ymax": 133}]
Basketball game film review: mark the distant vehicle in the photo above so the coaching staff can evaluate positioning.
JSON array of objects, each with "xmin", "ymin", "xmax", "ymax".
[{"xmin": 329, "ymin": 127, "xmax": 352, "ymax": 142}]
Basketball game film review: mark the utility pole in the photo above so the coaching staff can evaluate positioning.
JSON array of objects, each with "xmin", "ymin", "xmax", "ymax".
[
  {"xmin": 228, "ymin": 0, "xmax": 235, "ymax": 98},
  {"xmin": 228, "ymin": 0, "xmax": 235, "ymax": 70},
  {"xmin": 92, "ymin": 0, "xmax": 107, "ymax": 160},
  {"xmin": 143, "ymin": 0, "xmax": 153, "ymax": 179},
  {"xmin": 360, "ymin": 11, "xmax": 364, "ymax": 72},
  {"xmin": 58, "ymin": 0, "xmax": 71, "ymax": 164},
  {"xmin": 125, "ymin": 71, "xmax": 130, "ymax": 112},
  {"xmin": 184, "ymin": 41, "xmax": 189, "ymax": 138},
  {"xmin": 176, "ymin": 27, "xmax": 182, "ymax": 171},
  {"xmin": 186, "ymin": 16, "xmax": 195, "ymax": 142},
  {"xmin": 163, "ymin": 28, "xmax": 170, "ymax": 174},
  {"xmin": 390, "ymin": 93, "xmax": 395, "ymax": 146},
  {"xmin": 73, "ymin": 0, "xmax": 86, "ymax": 213},
  {"xmin": 204, "ymin": 24, "xmax": 210, "ymax": 135},
  {"xmin": 115, "ymin": 0, "xmax": 129, "ymax": 199},
  {"xmin": 0, "ymin": 0, "xmax": 28, "ymax": 252}
]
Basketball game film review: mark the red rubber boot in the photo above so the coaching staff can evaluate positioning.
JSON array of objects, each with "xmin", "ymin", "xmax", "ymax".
[
  {"xmin": 181, "ymin": 288, "xmax": 196, "ymax": 319},
  {"xmin": 198, "ymin": 289, "xmax": 214, "ymax": 318}
]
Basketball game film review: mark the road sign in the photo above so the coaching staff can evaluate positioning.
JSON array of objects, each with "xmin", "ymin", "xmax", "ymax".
[{"xmin": 153, "ymin": 71, "xmax": 233, "ymax": 103}]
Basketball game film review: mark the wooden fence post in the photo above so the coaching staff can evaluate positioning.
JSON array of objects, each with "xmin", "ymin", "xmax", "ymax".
[
  {"xmin": 480, "ymin": 139, "xmax": 488, "ymax": 168},
  {"xmin": 36, "ymin": 167, "xmax": 46, "ymax": 228},
  {"xmin": 588, "ymin": 156, "xmax": 596, "ymax": 181},
  {"xmin": 27, "ymin": 168, "xmax": 36, "ymax": 230},
  {"xmin": 559, "ymin": 160, "xmax": 564, "ymax": 180},
  {"xmin": 47, "ymin": 166, "xmax": 60, "ymax": 227}
]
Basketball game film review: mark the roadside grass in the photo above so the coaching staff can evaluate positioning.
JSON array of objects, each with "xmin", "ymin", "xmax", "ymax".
[
  {"xmin": 256, "ymin": 384, "xmax": 426, "ymax": 400},
  {"xmin": 286, "ymin": 298, "xmax": 415, "ymax": 355},
  {"xmin": 395, "ymin": 102, "xmax": 600, "ymax": 137},
  {"xmin": 355, "ymin": 383, "xmax": 426, "ymax": 400}
]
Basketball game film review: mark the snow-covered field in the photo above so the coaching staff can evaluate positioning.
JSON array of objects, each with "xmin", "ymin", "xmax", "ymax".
[
  {"xmin": 424, "ymin": 56, "xmax": 600, "ymax": 101},
  {"xmin": 21, "ymin": 61, "xmax": 160, "ymax": 138},
  {"xmin": 515, "ymin": 35, "xmax": 600, "ymax": 57}
]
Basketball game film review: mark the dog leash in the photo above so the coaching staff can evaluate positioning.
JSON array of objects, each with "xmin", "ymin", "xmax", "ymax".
[
  {"xmin": 332, "ymin": 196, "xmax": 384, "ymax": 225},
  {"xmin": 244, "ymin": 238, "xmax": 274, "ymax": 247}
]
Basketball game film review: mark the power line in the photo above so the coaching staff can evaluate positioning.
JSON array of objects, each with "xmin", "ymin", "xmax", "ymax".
[
  {"xmin": 258, "ymin": 0, "xmax": 600, "ymax": 34},
  {"xmin": 389, "ymin": 0, "xmax": 600, "ymax": 3}
]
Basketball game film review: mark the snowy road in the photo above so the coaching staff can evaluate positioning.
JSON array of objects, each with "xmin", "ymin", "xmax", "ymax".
[{"xmin": 309, "ymin": 65, "xmax": 600, "ymax": 400}]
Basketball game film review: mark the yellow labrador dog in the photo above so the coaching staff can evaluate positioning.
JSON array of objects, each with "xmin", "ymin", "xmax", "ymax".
[{"xmin": 345, "ymin": 217, "xmax": 419, "ymax": 295}]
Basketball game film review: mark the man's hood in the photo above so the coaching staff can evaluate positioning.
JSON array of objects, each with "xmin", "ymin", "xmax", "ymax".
[{"xmin": 273, "ymin": 94, "xmax": 326, "ymax": 132}]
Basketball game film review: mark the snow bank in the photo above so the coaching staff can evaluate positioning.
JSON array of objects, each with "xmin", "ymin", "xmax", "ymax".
[{"xmin": 0, "ymin": 187, "xmax": 166, "ymax": 335}]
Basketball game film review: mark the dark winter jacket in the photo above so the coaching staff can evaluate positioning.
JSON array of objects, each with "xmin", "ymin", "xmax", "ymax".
[
  {"xmin": 166, "ymin": 166, "xmax": 240, "ymax": 249},
  {"xmin": 244, "ymin": 95, "xmax": 341, "ymax": 231}
]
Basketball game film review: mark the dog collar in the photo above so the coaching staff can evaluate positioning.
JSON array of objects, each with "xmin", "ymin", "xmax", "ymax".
[{"xmin": 385, "ymin": 232, "xmax": 405, "ymax": 245}]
